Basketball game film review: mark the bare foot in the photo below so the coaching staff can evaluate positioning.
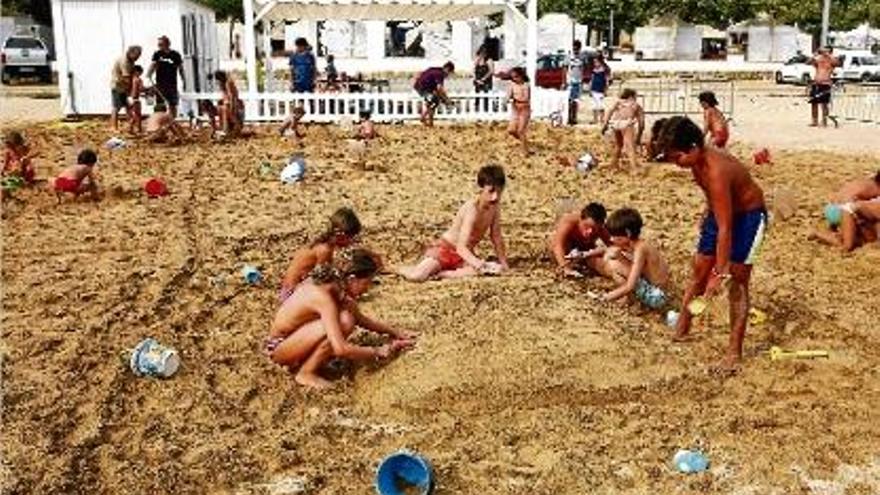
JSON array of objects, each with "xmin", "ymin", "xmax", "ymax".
[
  {"xmin": 708, "ymin": 356, "xmax": 742, "ymax": 376},
  {"xmin": 295, "ymin": 371, "xmax": 334, "ymax": 389},
  {"xmin": 808, "ymin": 123, "xmax": 818, "ymax": 127}
]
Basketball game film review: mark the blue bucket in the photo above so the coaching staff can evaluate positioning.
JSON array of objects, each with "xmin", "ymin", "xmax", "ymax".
[
  {"xmin": 824, "ymin": 204, "xmax": 842, "ymax": 227},
  {"xmin": 375, "ymin": 451, "xmax": 434, "ymax": 495}
]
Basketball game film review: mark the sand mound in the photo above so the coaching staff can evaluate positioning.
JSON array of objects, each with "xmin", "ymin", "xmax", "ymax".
[{"xmin": 2, "ymin": 121, "xmax": 880, "ymax": 494}]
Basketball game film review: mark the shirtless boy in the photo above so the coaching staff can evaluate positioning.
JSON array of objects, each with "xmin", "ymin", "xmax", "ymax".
[
  {"xmin": 600, "ymin": 208, "xmax": 670, "ymax": 309},
  {"xmin": 550, "ymin": 202, "xmax": 611, "ymax": 278},
  {"xmin": 810, "ymin": 171, "xmax": 880, "ymax": 251},
  {"xmin": 698, "ymin": 91, "xmax": 729, "ymax": 148},
  {"xmin": 267, "ymin": 248, "xmax": 415, "ymax": 388},
  {"xmin": 145, "ymin": 104, "xmax": 186, "ymax": 143},
  {"xmin": 809, "ymin": 47, "xmax": 840, "ymax": 127},
  {"xmin": 398, "ymin": 165, "xmax": 509, "ymax": 281},
  {"xmin": 602, "ymin": 89, "xmax": 645, "ymax": 171},
  {"xmin": 655, "ymin": 116, "xmax": 767, "ymax": 373},
  {"xmin": 54, "ymin": 149, "xmax": 100, "ymax": 201}
]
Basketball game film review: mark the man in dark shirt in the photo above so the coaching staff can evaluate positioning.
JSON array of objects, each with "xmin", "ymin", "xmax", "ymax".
[
  {"xmin": 147, "ymin": 36, "xmax": 185, "ymax": 117},
  {"xmin": 413, "ymin": 61, "xmax": 454, "ymax": 126}
]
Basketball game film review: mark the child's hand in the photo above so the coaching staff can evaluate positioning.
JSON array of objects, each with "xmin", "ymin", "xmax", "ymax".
[
  {"xmin": 395, "ymin": 329, "xmax": 418, "ymax": 341},
  {"xmin": 480, "ymin": 261, "xmax": 503, "ymax": 276},
  {"xmin": 390, "ymin": 339, "xmax": 415, "ymax": 352}
]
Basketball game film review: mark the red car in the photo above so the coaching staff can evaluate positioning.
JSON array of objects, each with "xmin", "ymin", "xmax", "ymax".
[{"xmin": 496, "ymin": 53, "xmax": 596, "ymax": 89}]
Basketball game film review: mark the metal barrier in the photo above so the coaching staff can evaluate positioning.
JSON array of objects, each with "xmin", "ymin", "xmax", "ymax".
[
  {"xmin": 830, "ymin": 85, "xmax": 880, "ymax": 126},
  {"xmin": 618, "ymin": 79, "xmax": 736, "ymax": 121},
  {"xmin": 180, "ymin": 88, "xmax": 569, "ymax": 123}
]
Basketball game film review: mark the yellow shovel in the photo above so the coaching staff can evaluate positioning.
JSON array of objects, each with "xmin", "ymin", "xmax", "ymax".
[{"xmin": 769, "ymin": 346, "xmax": 829, "ymax": 361}]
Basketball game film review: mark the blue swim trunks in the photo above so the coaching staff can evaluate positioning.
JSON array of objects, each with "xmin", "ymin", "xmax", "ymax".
[
  {"xmin": 698, "ymin": 208, "xmax": 768, "ymax": 265},
  {"xmin": 635, "ymin": 278, "xmax": 667, "ymax": 309},
  {"xmin": 568, "ymin": 82, "xmax": 583, "ymax": 101}
]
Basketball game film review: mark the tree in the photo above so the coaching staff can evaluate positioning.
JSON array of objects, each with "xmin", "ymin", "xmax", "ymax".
[
  {"xmin": 4, "ymin": 0, "xmax": 52, "ymax": 26},
  {"xmin": 203, "ymin": 0, "xmax": 246, "ymax": 59}
]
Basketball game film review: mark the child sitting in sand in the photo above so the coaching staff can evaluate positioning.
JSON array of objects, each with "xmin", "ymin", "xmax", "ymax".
[
  {"xmin": 506, "ymin": 67, "xmax": 531, "ymax": 152},
  {"xmin": 602, "ymin": 89, "xmax": 645, "ymax": 172},
  {"xmin": 398, "ymin": 165, "xmax": 509, "ymax": 281},
  {"xmin": 145, "ymin": 103, "xmax": 186, "ymax": 144},
  {"xmin": 599, "ymin": 208, "xmax": 670, "ymax": 309},
  {"xmin": 267, "ymin": 248, "xmax": 416, "ymax": 388},
  {"xmin": 809, "ymin": 171, "xmax": 880, "ymax": 252},
  {"xmin": 278, "ymin": 106, "xmax": 306, "ymax": 140},
  {"xmin": 279, "ymin": 207, "xmax": 362, "ymax": 303},
  {"xmin": 699, "ymin": 91, "xmax": 729, "ymax": 148},
  {"xmin": 3, "ymin": 131, "xmax": 37, "ymax": 185},
  {"xmin": 54, "ymin": 149, "xmax": 99, "ymax": 201},
  {"xmin": 128, "ymin": 65, "xmax": 145, "ymax": 135},
  {"xmin": 355, "ymin": 111, "xmax": 377, "ymax": 140},
  {"xmin": 550, "ymin": 202, "xmax": 612, "ymax": 278},
  {"xmin": 213, "ymin": 70, "xmax": 243, "ymax": 137}
]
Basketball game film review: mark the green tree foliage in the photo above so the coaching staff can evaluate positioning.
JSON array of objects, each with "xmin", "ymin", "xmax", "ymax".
[
  {"xmin": 4, "ymin": 0, "xmax": 52, "ymax": 26},
  {"xmin": 202, "ymin": 0, "xmax": 245, "ymax": 21}
]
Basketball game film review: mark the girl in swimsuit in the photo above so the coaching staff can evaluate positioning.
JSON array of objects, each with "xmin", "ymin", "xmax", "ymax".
[
  {"xmin": 278, "ymin": 207, "xmax": 362, "ymax": 303},
  {"xmin": 699, "ymin": 91, "xmax": 729, "ymax": 148},
  {"xmin": 266, "ymin": 248, "xmax": 416, "ymax": 388},
  {"xmin": 602, "ymin": 88, "xmax": 645, "ymax": 172},
  {"xmin": 506, "ymin": 67, "xmax": 531, "ymax": 153}
]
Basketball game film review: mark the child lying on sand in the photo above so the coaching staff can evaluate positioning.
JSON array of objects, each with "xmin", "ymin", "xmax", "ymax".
[
  {"xmin": 809, "ymin": 171, "xmax": 880, "ymax": 252},
  {"xmin": 549, "ymin": 202, "xmax": 611, "ymax": 278},
  {"xmin": 398, "ymin": 165, "xmax": 509, "ymax": 281},
  {"xmin": 600, "ymin": 208, "xmax": 670, "ymax": 309},
  {"xmin": 267, "ymin": 248, "xmax": 415, "ymax": 388},
  {"xmin": 279, "ymin": 207, "xmax": 361, "ymax": 303}
]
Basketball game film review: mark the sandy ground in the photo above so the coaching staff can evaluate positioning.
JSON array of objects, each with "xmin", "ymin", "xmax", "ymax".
[{"xmin": 1, "ymin": 116, "xmax": 880, "ymax": 494}]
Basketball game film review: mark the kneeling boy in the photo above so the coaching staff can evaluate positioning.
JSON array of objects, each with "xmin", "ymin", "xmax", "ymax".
[
  {"xmin": 600, "ymin": 208, "xmax": 670, "ymax": 309},
  {"xmin": 550, "ymin": 202, "xmax": 611, "ymax": 278}
]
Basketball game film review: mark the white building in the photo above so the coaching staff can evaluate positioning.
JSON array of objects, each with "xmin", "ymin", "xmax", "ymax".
[
  {"xmin": 634, "ymin": 17, "xmax": 701, "ymax": 61},
  {"xmin": 728, "ymin": 17, "xmax": 812, "ymax": 62},
  {"xmin": 51, "ymin": 0, "xmax": 219, "ymax": 115}
]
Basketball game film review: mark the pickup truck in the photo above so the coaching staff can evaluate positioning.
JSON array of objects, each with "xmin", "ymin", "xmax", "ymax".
[{"xmin": 1, "ymin": 35, "xmax": 52, "ymax": 84}]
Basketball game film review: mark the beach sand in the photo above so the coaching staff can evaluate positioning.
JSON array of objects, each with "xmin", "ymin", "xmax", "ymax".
[{"xmin": 2, "ymin": 120, "xmax": 880, "ymax": 494}]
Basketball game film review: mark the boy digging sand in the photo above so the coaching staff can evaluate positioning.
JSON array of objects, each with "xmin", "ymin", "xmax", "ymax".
[
  {"xmin": 398, "ymin": 165, "xmax": 509, "ymax": 281},
  {"xmin": 550, "ymin": 202, "xmax": 611, "ymax": 278},
  {"xmin": 268, "ymin": 248, "xmax": 415, "ymax": 388},
  {"xmin": 656, "ymin": 116, "xmax": 767, "ymax": 374},
  {"xmin": 600, "ymin": 208, "xmax": 670, "ymax": 309},
  {"xmin": 54, "ymin": 149, "xmax": 100, "ymax": 201}
]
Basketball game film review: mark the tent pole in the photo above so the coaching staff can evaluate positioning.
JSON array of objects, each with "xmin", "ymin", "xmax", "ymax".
[
  {"xmin": 526, "ymin": 0, "xmax": 537, "ymax": 91},
  {"xmin": 243, "ymin": 0, "xmax": 258, "ymax": 118}
]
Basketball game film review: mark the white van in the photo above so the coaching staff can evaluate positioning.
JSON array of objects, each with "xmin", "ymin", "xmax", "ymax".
[{"xmin": 835, "ymin": 50, "xmax": 880, "ymax": 82}]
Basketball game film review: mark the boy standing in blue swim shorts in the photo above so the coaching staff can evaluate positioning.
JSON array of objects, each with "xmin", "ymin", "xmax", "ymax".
[{"xmin": 655, "ymin": 116, "xmax": 767, "ymax": 374}]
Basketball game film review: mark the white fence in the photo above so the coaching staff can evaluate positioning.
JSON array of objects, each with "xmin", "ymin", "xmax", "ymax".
[
  {"xmin": 180, "ymin": 88, "xmax": 569, "ymax": 123},
  {"xmin": 831, "ymin": 86, "xmax": 880, "ymax": 126}
]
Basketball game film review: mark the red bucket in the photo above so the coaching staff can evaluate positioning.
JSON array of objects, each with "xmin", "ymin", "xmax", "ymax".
[
  {"xmin": 753, "ymin": 148, "xmax": 771, "ymax": 165},
  {"xmin": 144, "ymin": 178, "xmax": 168, "ymax": 198}
]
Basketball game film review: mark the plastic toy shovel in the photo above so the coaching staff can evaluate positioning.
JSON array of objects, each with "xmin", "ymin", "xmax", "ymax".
[{"xmin": 769, "ymin": 346, "xmax": 829, "ymax": 361}]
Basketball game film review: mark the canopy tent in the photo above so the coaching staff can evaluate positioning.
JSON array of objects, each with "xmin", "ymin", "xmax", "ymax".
[{"xmin": 241, "ymin": 0, "xmax": 538, "ymax": 97}]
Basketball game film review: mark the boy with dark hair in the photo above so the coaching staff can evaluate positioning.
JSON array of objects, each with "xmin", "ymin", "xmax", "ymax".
[
  {"xmin": 550, "ymin": 201, "xmax": 612, "ymax": 278},
  {"xmin": 398, "ymin": 165, "xmax": 509, "ymax": 281},
  {"xmin": 656, "ymin": 116, "xmax": 767, "ymax": 373},
  {"xmin": 279, "ymin": 106, "xmax": 306, "ymax": 140},
  {"xmin": 356, "ymin": 110, "xmax": 377, "ymax": 140},
  {"xmin": 698, "ymin": 91, "xmax": 729, "ymax": 148},
  {"xmin": 54, "ymin": 149, "xmax": 100, "ymax": 201},
  {"xmin": 600, "ymin": 208, "xmax": 670, "ymax": 309},
  {"xmin": 289, "ymin": 37, "xmax": 316, "ymax": 93},
  {"xmin": 128, "ymin": 65, "xmax": 145, "ymax": 135},
  {"xmin": 413, "ymin": 61, "xmax": 455, "ymax": 127}
]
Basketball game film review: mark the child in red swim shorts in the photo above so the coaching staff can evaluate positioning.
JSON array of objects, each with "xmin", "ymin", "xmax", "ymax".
[
  {"xmin": 397, "ymin": 165, "xmax": 509, "ymax": 281},
  {"xmin": 54, "ymin": 149, "xmax": 100, "ymax": 201}
]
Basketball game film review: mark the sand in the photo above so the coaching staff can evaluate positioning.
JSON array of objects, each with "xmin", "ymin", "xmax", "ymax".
[{"xmin": 2, "ymin": 120, "xmax": 880, "ymax": 495}]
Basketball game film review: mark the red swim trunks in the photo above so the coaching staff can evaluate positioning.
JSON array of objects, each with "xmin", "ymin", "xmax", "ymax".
[
  {"xmin": 425, "ymin": 239, "xmax": 464, "ymax": 271},
  {"xmin": 54, "ymin": 176, "xmax": 81, "ymax": 193},
  {"xmin": 712, "ymin": 128, "xmax": 729, "ymax": 148}
]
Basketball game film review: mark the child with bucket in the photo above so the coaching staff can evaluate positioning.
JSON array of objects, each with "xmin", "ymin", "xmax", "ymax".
[
  {"xmin": 809, "ymin": 171, "xmax": 880, "ymax": 252},
  {"xmin": 267, "ymin": 248, "xmax": 416, "ymax": 388},
  {"xmin": 278, "ymin": 207, "xmax": 362, "ymax": 303}
]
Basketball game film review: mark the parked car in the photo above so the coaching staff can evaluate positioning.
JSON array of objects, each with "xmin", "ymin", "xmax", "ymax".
[
  {"xmin": 1, "ymin": 35, "xmax": 52, "ymax": 84},
  {"xmin": 835, "ymin": 52, "xmax": 880, "ymax": 82},
  {"xmin": 496, "ymin": 51, "xmax": 598, "ymax": 89},
  {"xmin": 775, "ymin": 54, "xmax": 815, "ymax": 85}
]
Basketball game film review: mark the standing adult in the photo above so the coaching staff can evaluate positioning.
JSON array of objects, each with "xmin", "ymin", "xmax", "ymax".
[
  {"xmin": 473, "ymin": 46, "xmax": 494, "ymax": 93},
  {"xmin": 147, "ymin": 36, "xmax": 185, "ymax": 118},
  {"xmin": 110, "ymin": 45, "xmax": 142, "ymax": 131},
  {"xmin": 413, "ymin": 62, "xmax": 455, "ymax": 127},
  {"xmin": 289, "ymin": 38, "xmax": 316, "ymax": 93},
  {"xmin": 589, "ymin": 54, "xmax": 611, "ymax": 125},
  {"xmin": 809, "ymin": 47, "xmax": 840, "ymax": 127},
  {"xmin": 561, "ymin": 40, "xmax": 590, "ymax": 125}
]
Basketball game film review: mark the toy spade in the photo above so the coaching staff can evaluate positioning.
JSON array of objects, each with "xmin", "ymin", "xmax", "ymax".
[{"xmin": 769, "ymin": 346, "xmax": 829, "ymax": 361}]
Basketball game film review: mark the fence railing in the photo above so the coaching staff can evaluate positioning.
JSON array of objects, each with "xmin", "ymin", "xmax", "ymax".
[
  {"xmin": 831, "ymin": 86, "xmax": 880, "ymax": 125},
  {"xmin": 180, "ymin": 88, "xmax": 569, "ymax": 123},
  {"xmin": 618, "ymin": 79, "xmax": 736, "ymax": 121}
]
